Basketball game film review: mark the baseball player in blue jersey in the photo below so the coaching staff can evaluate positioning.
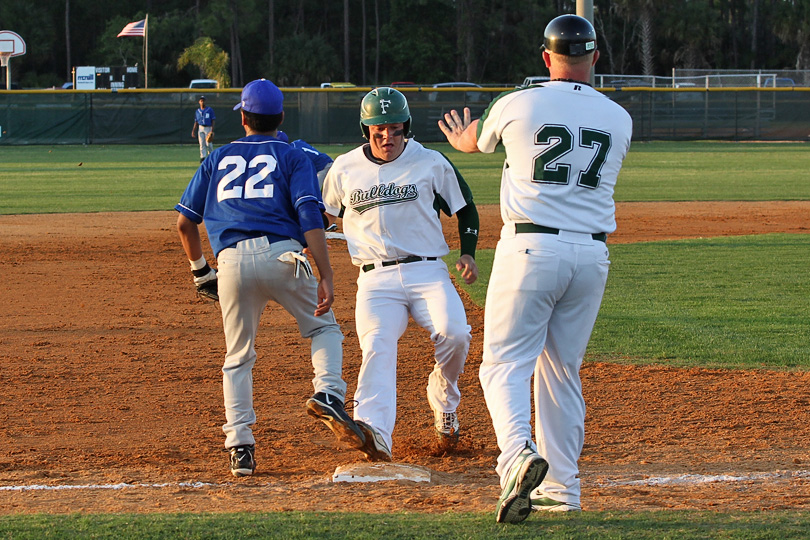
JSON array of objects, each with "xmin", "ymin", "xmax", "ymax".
[
  {"xmin": 278, "ymin": 131, "xmax": 334, "ymax": 189},
  {"xmin": 191, "ymin": 96, "xmax": 216, "ymax": 162},
  {"xmin": 440, "ymin": 15, "xmax": 632, "ymax": 523},
  {"xmin": 175, "ymin": 79, "xmax": 365, "ymax": 477}
]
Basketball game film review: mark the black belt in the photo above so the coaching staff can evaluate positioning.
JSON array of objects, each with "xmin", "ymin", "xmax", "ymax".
[
  {"xmin": 361, "ymin": 256, "xmax": 437, "ymax": 273},
  {"xmin": 515, "ymin": 223, "xmax": 606, "ymax": 243}
]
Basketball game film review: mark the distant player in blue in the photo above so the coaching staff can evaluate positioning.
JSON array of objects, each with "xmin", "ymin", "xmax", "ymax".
[
  {"xmin": 277, "ymin": 130, "xmax": 334, "ymax": 188},
  {"xmin": 191, "ymin": 95, "xmax": 216, "ymax": 162},
  {"xmin": 175, "ymin": 79, "xmax": 365, "ymax": 478}
]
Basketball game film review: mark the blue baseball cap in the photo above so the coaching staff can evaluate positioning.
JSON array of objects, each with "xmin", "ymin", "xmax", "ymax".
[
  {"xmin": 233, "ymin": 79, "xmax": 283, "ymax": 115},
  {"xmin": 276, "ymin": 130, "xmax": 289, "ymax": 143}
]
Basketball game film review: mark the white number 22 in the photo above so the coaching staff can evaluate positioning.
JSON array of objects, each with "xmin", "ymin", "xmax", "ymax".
[{"xmin": 216, "ymin": 154, "xmax": 277, "ymax": 202}]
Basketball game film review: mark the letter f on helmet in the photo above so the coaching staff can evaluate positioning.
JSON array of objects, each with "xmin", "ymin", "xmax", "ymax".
[{"xmin": 359, "ymin": 87, "xmax": 411, "ymax": 139}]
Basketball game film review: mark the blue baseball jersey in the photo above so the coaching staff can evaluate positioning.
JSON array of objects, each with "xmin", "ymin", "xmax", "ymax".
[
  {"xmin": 291, "ymin": 139, "xmax": 333, "ymax": 172},
  {"xmin": 195, "ymin": 106, "xmax": 215, "ymax": 126},
  {"xmin": 175, "ymin": 134, "xmax": 323, "ymax": 256}
]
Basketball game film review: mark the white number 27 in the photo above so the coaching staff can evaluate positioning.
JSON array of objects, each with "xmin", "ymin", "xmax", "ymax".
[{"xmin": 216, "ymin": 154, "xmax": 277, "ymax": 202}]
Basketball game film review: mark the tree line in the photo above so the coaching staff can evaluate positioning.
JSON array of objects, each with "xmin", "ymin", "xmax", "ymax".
[{"xmin": 2, "ymin": 0, "xmax": 808, "ymax": 89}]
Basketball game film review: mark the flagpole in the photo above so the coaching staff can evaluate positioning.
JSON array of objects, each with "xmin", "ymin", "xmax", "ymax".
[{"xmin": 144, "ymin": 14, "xmax": 149, "ymax": 88}]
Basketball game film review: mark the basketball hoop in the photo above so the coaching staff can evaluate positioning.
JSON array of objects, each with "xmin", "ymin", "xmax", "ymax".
[{"xmin": 0, "ymin": 30, "xmax": 25, "ymax": 90}]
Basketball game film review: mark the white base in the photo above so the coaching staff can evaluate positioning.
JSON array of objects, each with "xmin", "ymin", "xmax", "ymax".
[{"xmin": 332, "ymin": 462, "xmax": 432, "ymax": 483}]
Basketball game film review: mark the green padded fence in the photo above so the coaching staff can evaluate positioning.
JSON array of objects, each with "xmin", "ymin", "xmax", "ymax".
[{"xmin": 2, "ymin": 87, "xmax": 810, "ymax": 145}]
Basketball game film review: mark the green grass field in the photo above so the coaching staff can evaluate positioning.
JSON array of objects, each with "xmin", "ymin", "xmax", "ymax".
[
  {"xmin": 1, "ymin": 141, "xmax": 809, "ymax": 537},
  {"xmin": 2, "ymin": 141, "xmax": 809, "ymax": 213},
  {"xmin": 2, "ymin": 510, "xmax": 810, "ymax": 539}
]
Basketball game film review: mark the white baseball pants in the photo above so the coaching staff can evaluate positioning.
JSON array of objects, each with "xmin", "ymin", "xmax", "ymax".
[
  {"xmin": 479, "ymin": 229, "xmax": 609, "ymax": 506},
  {"xmin": 353, "ymin": 260, "xmax": 470, "ymax": 451},
  {"xmin": 216, "ymin": 237, "xmax": 346, "ymax": 449},
  {"xmin": 198, "ymin": 125, "xmax": 213, "ymax": 159}
]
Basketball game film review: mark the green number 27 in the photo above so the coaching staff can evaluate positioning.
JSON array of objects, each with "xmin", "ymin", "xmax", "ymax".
[{"xmin": 532, "ymin": 124, "xmax": 611, "ymax": 189}]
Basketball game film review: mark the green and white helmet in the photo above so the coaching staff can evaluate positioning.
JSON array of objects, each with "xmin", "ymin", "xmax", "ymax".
[{"xmin": 359, "ymin": 87, "xmax": 411, "ymax": 138}]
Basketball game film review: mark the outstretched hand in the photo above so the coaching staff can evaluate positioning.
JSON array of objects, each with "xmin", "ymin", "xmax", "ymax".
[
  {"xmin": 438, "ymin": 107, "xmax": 471, "ymax": 144},
  {"xmin": 438, "ymin": 107, "xmax": 480, "ymax": 153}
]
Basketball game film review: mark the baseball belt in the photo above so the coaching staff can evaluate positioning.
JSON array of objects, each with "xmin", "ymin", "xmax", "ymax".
[
  {"xmin": 515, "ymin": 223, "xmax": 606, "ymax": 243},
  {"xmin": 361, "ymin": 255, "xmax": 438, "ymax": 273}
]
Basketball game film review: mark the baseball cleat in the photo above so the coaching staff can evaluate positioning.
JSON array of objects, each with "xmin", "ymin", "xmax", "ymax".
[
  {"xmin": 495, "ymin": 443, "xmax": 549, "ymax": 524},
  {"xmin": 228, "ymin": 444, "xmax": 256, "ymax": 477},
  {"xmin": 530, "ymin": 496, "xmax": 582, "ymax": 512},
  {"xmin": 433, "ymin": 410, "xmax": 460, "ymax": 447},
  {"xmin": 306, "ymin": 392, "xmax": 366, "ymax": 449},
  {"xmin": 354, "ymin": 420, "xmax": 393, "ymax": 462}
]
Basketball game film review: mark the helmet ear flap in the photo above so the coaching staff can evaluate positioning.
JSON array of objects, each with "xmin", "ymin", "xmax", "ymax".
[
  {"xmin": 361, "ymin": 121, "xmax": 370, "ymax": 139},
  {"xmin": 403, "ymin": 118, "xmax": 411, "ymax": 138}
]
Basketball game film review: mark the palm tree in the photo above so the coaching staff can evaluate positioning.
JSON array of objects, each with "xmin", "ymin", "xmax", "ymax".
[
  {"xmin": 177, "ymin": 36, "xmax": 232, "ymax": 88},
  {"xmin": 614, "ymin": 0, "xmax": 656, "ymax": 75},
  {"xmin": 65, "ymin": 0, "xmax": 72, "ymax": 83}
]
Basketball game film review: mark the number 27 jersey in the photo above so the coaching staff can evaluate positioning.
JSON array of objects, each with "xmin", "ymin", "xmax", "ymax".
[{"xmin": 477, "ymin": 81, "xmax": 632, "ymax": 235}]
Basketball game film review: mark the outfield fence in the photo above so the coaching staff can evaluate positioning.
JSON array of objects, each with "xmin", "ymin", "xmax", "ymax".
[{"xmin": 1, "ymin": 87, "xmax": 810, "ymax": 146}]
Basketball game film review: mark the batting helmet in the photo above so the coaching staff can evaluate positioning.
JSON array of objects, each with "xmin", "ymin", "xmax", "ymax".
[
  {"xmin": 542, "ymin": 14, "xmax": 597, "ymax": 57},
  {"xmin": 359, "ymin": 87, "xmax": 411, "ymax": 139}
]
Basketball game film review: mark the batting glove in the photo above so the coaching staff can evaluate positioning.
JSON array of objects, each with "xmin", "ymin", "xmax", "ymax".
[{"xmin": 278, "ymin": 251, "xmax": 313, "ymax": 279}]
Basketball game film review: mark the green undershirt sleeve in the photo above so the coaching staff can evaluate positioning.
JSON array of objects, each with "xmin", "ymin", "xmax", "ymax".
[{"xmin": 456, "ymin": 202, "xmax": 479, "ymax": 260}]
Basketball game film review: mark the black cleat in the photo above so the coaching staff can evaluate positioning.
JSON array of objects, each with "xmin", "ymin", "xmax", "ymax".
[
  {"xmin": 306, "ymin": 392, "xmax": 366, "ymax": 449},
  {"xmin": 228, "ymin": 444, "xmax": 256, "ymax": 477}
]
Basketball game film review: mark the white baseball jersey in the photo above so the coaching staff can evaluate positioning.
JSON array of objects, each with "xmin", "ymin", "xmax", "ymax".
[
  {"xmin": 476, "ymin": 81, "xmax": 633, "ymax": 507},
  {"xmin": 477, "ymin": 81, "xmax": 632, "ymax": 235},
  {"xmin": 323, "ymin": 139, "xmax": 469, "ymax": 266},
  {"xmin": 322, "ymin": 138, "xmax": 473, "ymax": 453}
]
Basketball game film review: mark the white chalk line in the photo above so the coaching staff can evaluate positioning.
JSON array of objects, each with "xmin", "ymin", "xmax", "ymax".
[
  {"xmin": 597, "ymin": 469, "xmax": 810, "ymax": 487},
  {"xmin": 2, "ymin": 470, "xmax": 810, "ymax": 492},
  {"xmin": 0, "ymin": 481, "xmax": 218, "ymax": 492}
]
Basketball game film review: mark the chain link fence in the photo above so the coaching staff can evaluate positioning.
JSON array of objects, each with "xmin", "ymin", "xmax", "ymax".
[{"xmin": 593, "ymin": 69, "xmax": 810, "ymax": 88}]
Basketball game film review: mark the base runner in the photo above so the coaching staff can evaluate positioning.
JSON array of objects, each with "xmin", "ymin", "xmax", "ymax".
[{"xmin": 322, "ymin": 87, "xmax": 480, "ymax": 461}]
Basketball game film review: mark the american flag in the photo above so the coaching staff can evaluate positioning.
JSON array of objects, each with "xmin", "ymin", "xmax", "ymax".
[{"xmin": 117, "ymin": 19, "xmax": 146, "ymax": 37}]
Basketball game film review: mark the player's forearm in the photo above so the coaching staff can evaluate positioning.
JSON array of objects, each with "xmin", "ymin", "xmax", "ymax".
[
  {"xmin": 456, "ymin": 203, "xmax": 479, "ymax": 259},
  {"xmin": 303, "ymin": 228, "xmax": 334, "ymax": 282},
  {"xmin": 176, "ymin": 214, "xmax": 204, "ymax": 261}
]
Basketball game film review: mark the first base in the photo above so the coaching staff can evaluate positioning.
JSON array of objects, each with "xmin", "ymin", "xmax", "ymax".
[{"xmin": 332, "ymin": 462, "xmax": 432, "ymax": 483}]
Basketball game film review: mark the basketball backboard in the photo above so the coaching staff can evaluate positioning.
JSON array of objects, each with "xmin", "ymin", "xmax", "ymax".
[
  {"xmin": 0, "ymin": 30, "xmax": 25, "ymax": 90},
  {"xmin": 0, "ymin": 30, "xmax": 26, "ymax": 58}
]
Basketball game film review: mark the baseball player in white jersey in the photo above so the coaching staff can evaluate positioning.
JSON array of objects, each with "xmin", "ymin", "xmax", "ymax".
[
  {"xmin": 322, "ymin": 87, "xmax": 480, "ymax": 461},
  {"xmin": 440, "ymin": 15, "xmax": 633, "ymax": 523},
  {"xmin": 176, "ymin": 79, "xmax": 365, "ymax": 477}
]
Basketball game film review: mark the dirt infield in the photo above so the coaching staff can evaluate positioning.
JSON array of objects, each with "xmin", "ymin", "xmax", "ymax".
[{"xmin": 2, "ymin": 201, "xmax": 810, "ymax": 515}]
